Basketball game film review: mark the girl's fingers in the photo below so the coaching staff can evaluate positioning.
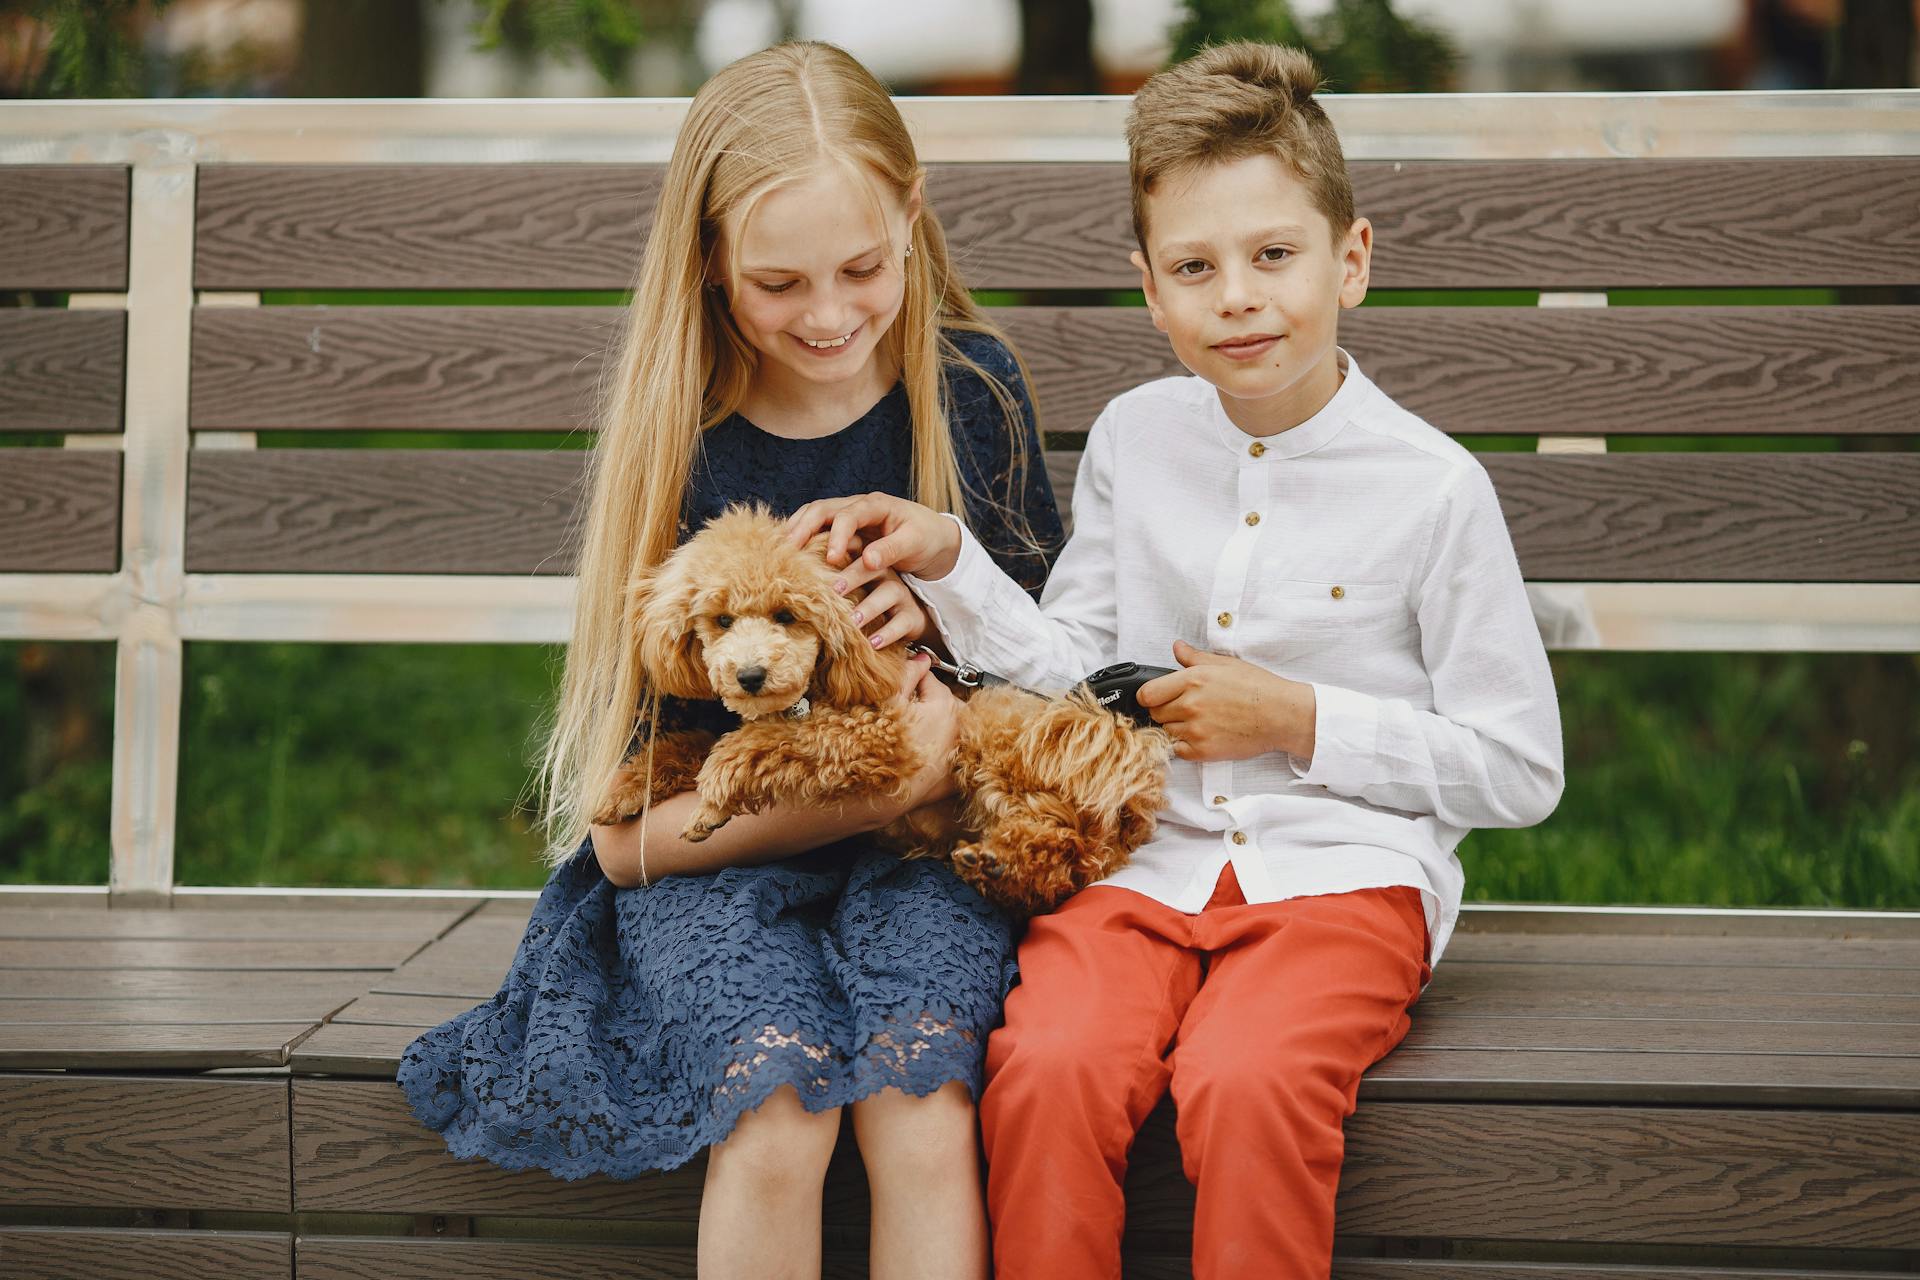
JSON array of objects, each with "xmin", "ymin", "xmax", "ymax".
[
  {"xmin": 785, "ymin": 496, "xmax": 858, "ymax": 546},
  {"xmin": 849, "ymin": 577, "xmax": 904, "ymax": 628}
]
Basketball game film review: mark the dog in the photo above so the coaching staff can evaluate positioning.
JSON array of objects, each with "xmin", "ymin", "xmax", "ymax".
[{"xmin": 593, "ymin": 504, "xmax": 1171, "ymax": 913}]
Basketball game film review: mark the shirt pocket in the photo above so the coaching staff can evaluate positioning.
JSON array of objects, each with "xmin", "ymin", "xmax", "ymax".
[{"xmin": 1258, "ymin": 578, "xmax": 1409, "ymax": 667}]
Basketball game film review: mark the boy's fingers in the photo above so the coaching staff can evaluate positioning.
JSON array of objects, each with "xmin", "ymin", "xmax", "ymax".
[
  {"xmin": 895, "ymin": 650, "xmax": 932, "ymax": 699},
  {"xmin": 1134, "ymin": 670, "xmax": 1188, "ymax": 708}
]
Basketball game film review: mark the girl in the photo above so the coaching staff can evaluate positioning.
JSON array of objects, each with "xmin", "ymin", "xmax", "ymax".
[{"xmin": 396, "ymin": 41, "xmax": 1062, "ymax": 1280}]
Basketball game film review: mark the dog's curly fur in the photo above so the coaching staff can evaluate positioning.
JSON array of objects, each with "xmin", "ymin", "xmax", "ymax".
[{"xmin": 595, "ymin": 505, "xmax": 1172, "ymax": 913}]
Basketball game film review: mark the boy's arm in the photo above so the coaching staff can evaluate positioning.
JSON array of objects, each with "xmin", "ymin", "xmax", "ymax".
[
  {"xmin": 908, "ymin": 405, "xmax": 1122, "ymax": 691},
  {"xmin": 1293, "ymin": 465, "xmax": 1565, "ymax": 829}
]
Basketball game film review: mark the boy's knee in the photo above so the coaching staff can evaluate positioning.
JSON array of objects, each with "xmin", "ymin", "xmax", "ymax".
[{"xmin": 987, "ymin": 1021, "xmax": 1130, "ymax": 1120}]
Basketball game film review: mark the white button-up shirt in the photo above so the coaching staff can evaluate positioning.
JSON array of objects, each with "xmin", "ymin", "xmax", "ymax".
[{"xmin": 909, "ymin": 354, "xmax": 1564, "ymax": 966}]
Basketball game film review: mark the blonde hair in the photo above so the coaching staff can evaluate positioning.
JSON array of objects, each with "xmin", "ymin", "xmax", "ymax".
[
  {"xmin": 1127, "ymin": 42, "xmax": 1354, "ymax": 252},
  {"xmin": 538, "ymin": 41, "xmax": 1033, "ymax": 866}
]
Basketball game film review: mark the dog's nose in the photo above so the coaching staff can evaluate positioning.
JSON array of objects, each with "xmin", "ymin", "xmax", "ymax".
[{"xmin": 736, "ymin": 665, "xmax": 766, "ymax": 694}]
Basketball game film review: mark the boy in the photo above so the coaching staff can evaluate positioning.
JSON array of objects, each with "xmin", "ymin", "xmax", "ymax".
[{"xmin": 786, "ymin": 42, "xmax": 1563, "ymax": 1279}]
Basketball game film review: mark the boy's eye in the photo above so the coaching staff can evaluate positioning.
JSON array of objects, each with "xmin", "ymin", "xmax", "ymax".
[
  {"xmin": 773, "ymin": 609, "xmax": 796, "ymax": 625},
  {"xmin": 1173, "ymin": 259, "xmax": 1209, "ymax": 276},
  {"xmin": 715, "ymin": 614, "xmax": 734, "ymax": 630},
  {"xmin": 1259, "ymin": 246, "xmax": 1291, "ymax": 263}
]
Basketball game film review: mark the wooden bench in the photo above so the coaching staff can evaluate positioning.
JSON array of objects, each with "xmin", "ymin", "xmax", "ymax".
[{"xmin": 4, "ymin": 94, "xmax": 1920, "ymax": 1278}]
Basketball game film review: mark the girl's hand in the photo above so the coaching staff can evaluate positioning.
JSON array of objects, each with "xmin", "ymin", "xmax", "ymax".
[
  {"xmin": 784, "ymin": 492, "xmax": 964, "ymax": 581},
  {"xmin": 893, "ymin": 652, "xmax": 960, "ymax": 809},
  {"xmin": 1136, "ymin": 640, "xmax": 1318, "ymax": 763},
  {"xmin": 847, "ymin": 567, "xmax": 932, "ymax": 649}
]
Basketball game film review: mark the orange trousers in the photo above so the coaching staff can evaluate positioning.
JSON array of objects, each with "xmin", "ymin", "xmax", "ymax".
[{"xmin": 979, "ymin": 867, "xmax": 1431, "ymax": 1280}]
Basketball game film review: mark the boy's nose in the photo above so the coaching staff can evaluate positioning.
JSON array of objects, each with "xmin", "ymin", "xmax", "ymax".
[{"xmin": 736, "ymin": 665, "xmax": 767, "ymax": 693}]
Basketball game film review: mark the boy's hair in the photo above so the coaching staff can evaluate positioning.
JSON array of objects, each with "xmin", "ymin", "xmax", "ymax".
[{"xmin": 1127, "ymin": 43, "xmax": 1355, "ymax": 251}]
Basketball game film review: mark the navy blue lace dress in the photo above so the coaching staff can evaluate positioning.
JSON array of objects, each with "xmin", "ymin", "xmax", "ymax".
[{"xmin": 397, "ymin": 332, "xmax": 1063, "ymax": 1180}]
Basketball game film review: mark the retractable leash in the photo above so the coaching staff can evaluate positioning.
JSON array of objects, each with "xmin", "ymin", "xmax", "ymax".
[{"xmin": 904, "ymin": 644, "xmax": 1174, "ymax": 729}]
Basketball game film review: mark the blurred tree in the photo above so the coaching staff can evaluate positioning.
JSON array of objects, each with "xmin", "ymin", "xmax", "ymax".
[
  {"xmin": 1834, "ymin": 0, "xmax": 1915, "ymax": 87},
  {"xmin": 0, "ymin": 0, "xmax": 172, "ymax": 97},
  {"xmin": 464, "ymin": 0, "xmax": 695, "ymax": 92},
  {"xmin": 1170, "ymin": 0, "xmax": 1452, "ymax": 91},
  {"xmin": 1017, "ymin": 0, "xmax": 1098, "ymax": 93}
]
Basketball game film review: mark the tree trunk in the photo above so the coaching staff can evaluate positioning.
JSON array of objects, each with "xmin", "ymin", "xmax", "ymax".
[
  {"xmin": 293, "ymin": 0, "xmax": 425, "ymax": 97},
  {"xmin": 1017, "ymin": 0, "xmax": 1099, "ymax": 94}
]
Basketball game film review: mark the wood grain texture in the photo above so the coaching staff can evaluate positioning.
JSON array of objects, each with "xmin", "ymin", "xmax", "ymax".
[
  {"xmin": 0, "ymin": 1074, "xmax": 290, "ymax": 1211},
  {"xmin": 185, "ymin": 448, "xmax": 1920, "ymax": 580},
  {"xmin": 1416, "ymin": 960, "xmax": 1920, "ymax": 999},
  {"xmin": 0, "ymin": 449, "xmax": 120, "ymax": 571},
  {"xmin": 186, "ymin": 450, "xmax": 584, "ymax": 575},
  {"xmin": 0, "ymin": 1021, "xmax": 315, "ymax": 1069},
  {"xmin": 0, "ymin": 938, "xmax": 419, "ymax": 970},
  {"xmin": 1443, "ymin": 932, "xmax": 1920, "ymax": 968},
  {"xmin": 0, "ymin": 166, "xmax": 129, "ymax": 290},
  {"xmin": 193, "ymin": 159, "xmax": 1920, "ymax": 291},
  {"xmin": 0, "ymin": 903, "xmax": 466, "ymax": 941},
  {"xmin": 1397, "ymin": 1013, "xmax": 1920, "ymax": 1056},
  {"xmin": 188, "ymin": 304, "xmax": 1920, "ymax": 438},
  {"xmin": 1123, "ymin": 1100, "xmax": 1920, "ymax": 1248},
  {"xmin": 0, "ymin": 310, "xmax": 125, "ymax": 432},
  {"xmin": 0, "ymin": 997, "xmax": 355, "ymax": 1025},
  {"xmin": 0, "ymin": 969, "xmax": 380, "ymax": 1001},
  {"xmin": 0, "ymin": 1228, "xmax": 291, "ymax": 1280}
]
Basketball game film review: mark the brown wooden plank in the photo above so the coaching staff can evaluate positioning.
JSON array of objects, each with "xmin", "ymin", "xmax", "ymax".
[
  {"xmin": 290, "ymin": 1020, "xmax": 438, "ymax": 1075},
  {"xmin": 293, "ymin": 1081, "xmax": 871, "ymax": 1222},
  {"xmin": 1444, "ymin": 933, "xmax": 1920, "ymax": 969},
  {"xmin": 1414, "ymin": 985, "xmax": 1920, "ymax": 1025},
  {"xmin": 0, "ymin": 1228, "xmax": 291, "ymax": 1280},
  {"xmin": 0, "ymin": 1021, "xmax": 316, "ymax": 1069},
  {"xmin": 0, "ymin": 938, "xmax": 420, "ymax": 970},
  {"xmin": 195, "ymin": 159, "xmax": 1920, "ymax": 291},
  {"xmin": 1402, "ymin": 1014, "xmax": 1920, "ymax": 1056},
  {"xmin": 0, "ymin": 969, "xmax": 381, "ymax": 1001},
  {"xmin": 0, "ymin": 1074, "xmax": 290, "ymax": 1211},
  {"xmin": 190, "ymin": 304, "xmax": 1920, "ymax": 439},
  {"xmin": 195, "ymin": 164, "xmax": 662, "ymax": 291},
  {"xmin": 1360, "ymin": 1047, "xmax": 1920, "ymax": 1108},
  {"xmin": 1122, "ymin": 1100, "xmax": 1920, "ymax": 1248},
  {"xmin": 0, "ymin": 904, "xmax": 468, "ymax": 941},
  {"xmin": 1424, "ymin": 961, "xmax": 1920, "ymax": 999},
  {"xmin": 0, "ymin": 449, "xmax": 120, "ymax": 571},
  {"xmin": 186, "ymin": 448, "xmax": 1920, "ymax": 580},
  {"xmin": 0, "ymin": 997, "xmax": 355, "ymax": 1025},
  {"xmin": 0, "ymin": 309, "xmax": 125, "ymax": 432},
  {"xmin": 1457, "ymin": 904, "xmax": 1920, "ymax": 939},
  {"xmin": 0, "ymin": 166, "xmax": 129, "ymax": 290},
  {"xmin": 186, "ymin": 449, "xmax": 583, "ymax": 575},
  {"xmin": 330, "ymin": 992, "xmax": 495, "ymax": 1025},
  {"xmin": 1327, "ymin": 1268, "xmax": 1913, "ymax": 1280}
]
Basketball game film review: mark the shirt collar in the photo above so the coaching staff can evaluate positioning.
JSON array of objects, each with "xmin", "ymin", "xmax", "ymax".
[{"xmin": 1210, "ymin": 347, "xmax": 1370, "ymax": 461}]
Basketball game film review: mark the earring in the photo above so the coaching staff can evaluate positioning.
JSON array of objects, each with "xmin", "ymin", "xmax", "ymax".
[{"xmin": 905, "ymin": 242, "xmax": 915, "ymax": 259}]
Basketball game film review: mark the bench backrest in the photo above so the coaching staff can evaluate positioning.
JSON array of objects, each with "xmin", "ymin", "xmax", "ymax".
[{"xmin": 2, "ymin": 94, "xmax": 1917, "ymax": 897}]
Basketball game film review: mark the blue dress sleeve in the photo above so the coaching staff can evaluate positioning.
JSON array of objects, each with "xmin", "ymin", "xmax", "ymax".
[{"xmin": 943, "ymin": 330, "xmax": 1065, "ymax": 600}]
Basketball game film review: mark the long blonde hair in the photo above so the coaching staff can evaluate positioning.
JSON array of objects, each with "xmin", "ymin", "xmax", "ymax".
[{"xmin": 539, "ymin": 41, "xmax": 1034, "ymax": 866}]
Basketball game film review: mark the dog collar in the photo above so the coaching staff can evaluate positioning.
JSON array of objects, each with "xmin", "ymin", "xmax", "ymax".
[{"xmin": 780, "ymin": 696, "xmax": 811, "ymax": 721}]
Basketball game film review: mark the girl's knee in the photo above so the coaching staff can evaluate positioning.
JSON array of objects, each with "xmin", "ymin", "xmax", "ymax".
[
  {"xmin": 709, "ymin": 1085, "xmax": 841, "ymax": 1195},
  {"xmin": 853, "ymin": 1082, "xmax": 979, "ymax": 1179}
]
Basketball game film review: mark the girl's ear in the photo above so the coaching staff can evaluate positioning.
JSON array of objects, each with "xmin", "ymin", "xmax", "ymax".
[
  {"xmin": 905, "ymin": 173, "xmax": 925, "ymax": 238},
  {"xmin": 804, "ymin": 572, "xmax": 900, "ymax": 708},
  {"xmin": 631, "ymin": 555, "xmax": 712, "ymax": 699}
]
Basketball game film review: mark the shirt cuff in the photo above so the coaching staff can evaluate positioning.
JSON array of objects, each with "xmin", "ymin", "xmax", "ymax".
[
  {"xmin": 903, "ymin": 515, "xmax": 998, "ymax": 650},
  {"xmin": 1290, "ymin": 681, "xmax": 1381, "ymax": 794}
]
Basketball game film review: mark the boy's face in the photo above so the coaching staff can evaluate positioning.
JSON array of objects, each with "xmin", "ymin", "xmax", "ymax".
[{"xmin": 1132, "ymin": 153, "xmax": 1371, "ymax": 433}]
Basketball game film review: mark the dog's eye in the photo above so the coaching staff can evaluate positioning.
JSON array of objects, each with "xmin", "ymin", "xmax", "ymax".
[
  {"xmin": 773, "ymin": 609, "xmax": 796, "ymax": 625},
  {"xmin": 714, "ymin": 614, "xmax": 733, "ymax": 630}
]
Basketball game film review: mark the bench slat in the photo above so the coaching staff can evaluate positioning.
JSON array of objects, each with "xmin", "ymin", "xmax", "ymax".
[
  {"xmin": 184, "ymin": 449, "xmax": 1920, "ymax": 581},
  {"xmin": 189, "ymin": 304, "xmax": 1920, "ymax": 438},
  {"xmin": 0, "ymin": 166, "xmax": 130, "ymax": 290},
  {"xmin": 292, "ymin": 1080, "xmax": 1918, "ymax": 1249},
  {"xmin": 0, "ymin": 1228, "xmax": 291, "ymax": 1280},
  {"xmin": 0, "ymin": 310, "xmax": 125, "ymax": 432},
  {"xmin": 0, "ymin": 969, "xmax": 380, "ymax": 1001},
  {"xmin": 0, "ymin": 449, "xmax": 120, "ymax": 571},
  {"xmin": 0, "ymin": 938, "xmax": 422, "ymax": 970},
  {"xmin": 193, "ymin": 159, "xmax": 1920, "ymax": 290},
  {"xmin": 0, "ymin": 1021, "xmax": 317, "ymax": 1069},
  {"xmin": 0, "ymin": 1074, "xmax": 290, "ymax": 1211},
  {"xmin": 0, "ymin": 903, "xmax": 468, "ymax": 941}
]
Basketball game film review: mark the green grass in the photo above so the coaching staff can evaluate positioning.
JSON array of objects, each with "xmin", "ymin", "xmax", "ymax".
[{"xmin": 4, "ymin": 643, "xmax": 1914, "ymax": 906}]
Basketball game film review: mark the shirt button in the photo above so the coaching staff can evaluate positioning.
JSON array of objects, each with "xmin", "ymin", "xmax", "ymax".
[
  {"xmin": 1211, "ymin": 794, "xmax": 1227, "ymax": 805},
  {"xmin": 1216, "ymin": 611, "xmax": 1233, "ymax": 628},
  {"xmin": 1330, "ymin": 585, "xmax": 1346, "ymax": 600},
  {"xmin": 1230, "ymin": 830, "xmax": 1248, "ymax": 846},
  {"xmin": 1249, "ymin": 441, "xmax": 1266, "ymax": 458},
  {"xmin": 1244, "ymin": 512, "xmax": 1260, "ymax": 527}
]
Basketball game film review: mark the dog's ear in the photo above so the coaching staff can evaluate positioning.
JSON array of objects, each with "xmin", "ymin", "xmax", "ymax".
[
  {"xmin": 630, "ymin": 551, "xmax": 713, "ymax": 700},
  {"xmin": 800, "ymin": 569, "xmax": 900, "ymax": 707}
]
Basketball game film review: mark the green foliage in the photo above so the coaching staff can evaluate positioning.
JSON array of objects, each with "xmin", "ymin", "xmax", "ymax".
[
  {"xmin": 5, "ymin": 0, "xmax": 172, "ymax": 97},
  {"xmin": 1170, "ymin": 0, "xmax": 1453, "ymax": 92},
  {"xmin": 463, "ymin": 0, "xmax": 657, "ymax": 88}
]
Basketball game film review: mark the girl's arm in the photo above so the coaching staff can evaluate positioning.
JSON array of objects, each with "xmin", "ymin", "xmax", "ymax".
[{"xmin": 592, "ymin": 654, "xmax": 960, "ymax": 889}]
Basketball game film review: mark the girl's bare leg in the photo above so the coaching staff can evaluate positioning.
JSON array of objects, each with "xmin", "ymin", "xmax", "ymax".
[
  {"xmin": 699, "ymin": 1085, "xmax": 842, "ymax": 1279},
  {"xmin": 851, "ymin": 1082, "xmax": 989, "ymax": 1280}
]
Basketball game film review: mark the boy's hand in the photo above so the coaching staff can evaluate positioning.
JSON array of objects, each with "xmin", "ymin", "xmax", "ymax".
[
  {"xmin": 784, "ymin": 492, "xmax": 963, "ymax": 582},
  {"xmin": 893, "ymin": 651, "xmax": 960, "ymax": 810},
  {"xmin": 1136, "ymin": 640, "xmax": 1317, "ymax": 763}
]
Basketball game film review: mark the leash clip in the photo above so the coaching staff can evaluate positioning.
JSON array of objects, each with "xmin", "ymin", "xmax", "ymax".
[{"xmin": 906, "ymin": 643, "xmax": 985, "ymax": 688}]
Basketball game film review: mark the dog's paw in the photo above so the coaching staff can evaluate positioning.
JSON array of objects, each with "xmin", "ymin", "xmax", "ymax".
[
  {"xmin": 950, "ymin": 842, "xmax": 1006, "ymax": 887},
  {"xmin": 681, "ymin": 805, "xmax": 732, "ymax": 843}
]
